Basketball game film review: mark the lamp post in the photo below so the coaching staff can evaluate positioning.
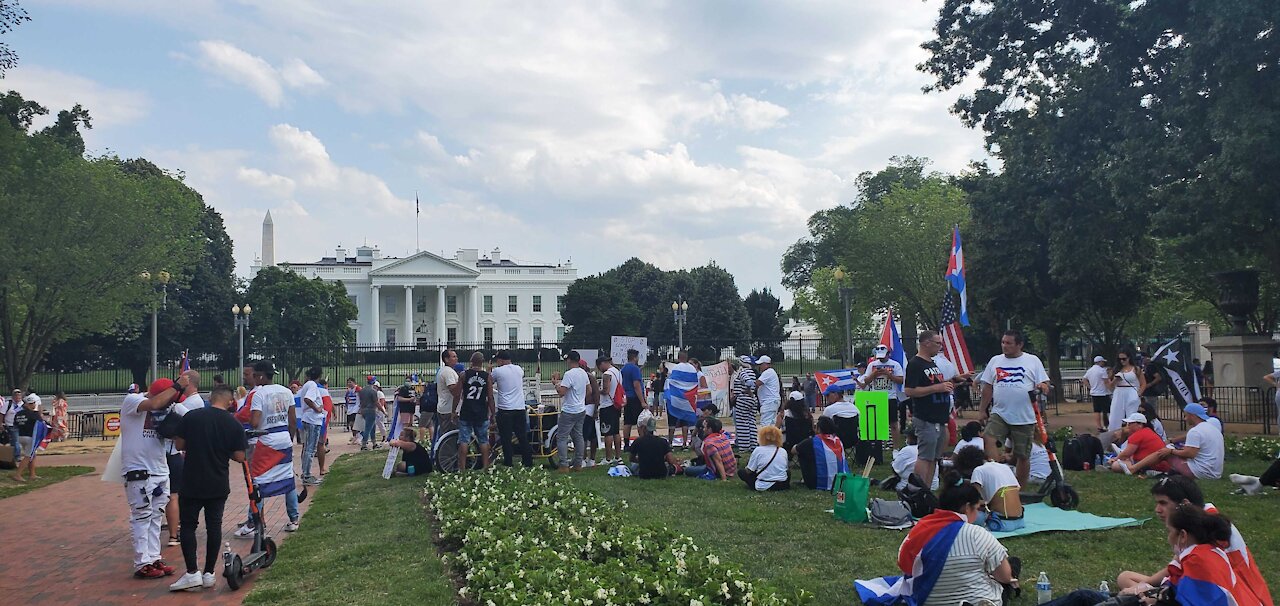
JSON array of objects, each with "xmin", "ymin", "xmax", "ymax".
[
  {"xmin": 140, "ymin": 270, "xmax": 171, "ymax": 382},
  {"xmin": 671, "ymin": 298, "xmax": 689, "ymax": 352},
  {"xmin": 232, "ymin": 304, "xmax": 252, "ymax": 386},
  {"xmin": 833, "ymin": 268, "xmax": 853, "ymax": 367}
]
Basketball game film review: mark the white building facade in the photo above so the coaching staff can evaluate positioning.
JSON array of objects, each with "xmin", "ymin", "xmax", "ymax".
[{"xmin": 252, "ymin": 236, "xmax": 575, "ymax": 347}]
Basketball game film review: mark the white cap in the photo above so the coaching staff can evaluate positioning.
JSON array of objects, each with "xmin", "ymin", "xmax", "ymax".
[
  {"xmin": 22, "ymin": 393, "xmax": 40, "ymax": 406},
  {"xmin": 873, "ymin": 344, "xmax": 889, "ymax": 358},
  {"xmin": 789, "ymin": 390, "xmax": 805, "ymax": 401},
  {"xmin": 1093, "ymin": 355, "xmax": 1106, "ymax": 363},
  {"xmin": 756, "ymin": 355, "xmax": 772, "ymax": 365},
  {"xmin": 1123, "ymin": 413, "xmax": 1148, "ymax": 424}
]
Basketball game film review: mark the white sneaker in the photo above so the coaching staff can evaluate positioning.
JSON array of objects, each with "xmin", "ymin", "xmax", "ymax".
[
  {"xmin": 1230, "ymin": 473, "xmax": 1264, "ymax": 495},
  {"xmin": 1118, "ymin": 461, "xmax": 1132, "ymax": 475},
  {"xmin": 284, "ymin": 520, "xmax": 300, "ymax": 532},
  {"xmin": 202, "ymin": 572, "xmax": 216, "ymax": 588},
  {"xmin": 582, "ymin": 459, "xmax": 596, "ymax": 468},
  {"xmin": 233, "ymin": 524, "xmax": 255, "ymax": 538},
  {"xmin": 1111, "ymin": 444, "xmax": 1123, "ymax": 456},
  {"xmin": 168, "ymin": 571, "xmax": 203, "ymax": 592}
]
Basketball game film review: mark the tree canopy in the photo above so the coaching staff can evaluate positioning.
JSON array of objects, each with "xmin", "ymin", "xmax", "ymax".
[{"xmin": 245, "ymin": 266, "xmax": 359, "ymax": 380}]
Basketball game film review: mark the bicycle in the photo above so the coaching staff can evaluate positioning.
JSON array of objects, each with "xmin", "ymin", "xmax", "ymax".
[{"xmin": 431, "ymin": 415, "xmax": 501, "ymax": 472}]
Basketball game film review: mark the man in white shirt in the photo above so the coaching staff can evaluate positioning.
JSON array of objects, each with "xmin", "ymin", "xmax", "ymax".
[
  {"xmin": 554, "ymin": 351, "xmax": 589, "ymax": 471},
  {"xmin": 597, "ymin": 356, "xmax": 625, "ymax": 465},
  {"xmin": 436, "ymin": 349, "xmax": 462, "ymax": 424},
  {"xmin": 491, "ymin": 350, "xmax": 533, "ymax": 468},
  {"xmin": 978, "ymin": 330, "xmax": 1049, "ymax": 487},
  {"xmin": 120, "ymin": 378, "xmax": 183, "ymax": 579},
  {"xmin": 298, "ymin": 366, "xmax": 327, "ymax": 486},
  {"xmin": 857, "ymin": 345, "xmax": 906, "ymax": 448},
  {"xmin": 1130, "ymin": 403, "xmax": 1224, "ymax": 479},
  {"xmin": 1082, "ymin": 355, "xmax": 1113, "ymax": 433},
  {"xmin": 754, "ymin": 355, "xmax": 782, "ymax": 427}
]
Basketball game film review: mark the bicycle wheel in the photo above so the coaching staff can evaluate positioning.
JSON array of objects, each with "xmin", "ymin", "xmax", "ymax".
[{"xmin": 434, "ymin": 430, "xmax": 461, "ymax": 473}]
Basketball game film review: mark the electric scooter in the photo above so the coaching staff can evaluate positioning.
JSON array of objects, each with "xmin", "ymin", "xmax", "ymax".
[
  {"xmin": 224, "ymin": 430, "xmax": 277, "ymax": 590},
  {"xmin": 1019, "ymin": 390, "xmax": 1080, "ymax": 510}
]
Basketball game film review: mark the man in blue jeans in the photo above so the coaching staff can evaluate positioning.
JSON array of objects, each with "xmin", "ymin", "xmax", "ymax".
[
  {"xmin": 358, "ymin": 377, "xmax": 383, "ymax": 450},
  {"xmin": 457, "ymin": 352, "xmax": 495, "ymax": 472},
  {"xmin": 298, "ymin": 366, "xmax": 326, "ymax": 485}
]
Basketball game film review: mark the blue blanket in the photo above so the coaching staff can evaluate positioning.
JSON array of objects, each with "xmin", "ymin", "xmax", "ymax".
[{"xmin": 991, "ymin": 503, "xmax": 1147, "ymax": 539}]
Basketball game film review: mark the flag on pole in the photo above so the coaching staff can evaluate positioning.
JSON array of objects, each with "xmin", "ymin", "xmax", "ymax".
[
  {"xmin": 878, "ymin": 310, "xmax": 907, "ymax": 400},
  {"xmin": 416, "ymin": 192, "xmax": 420, "ymax": 215},
  {"xmin": 814, "ymin": 369, "xmax": 858, "ymax": 395},
  {"xmin": 945, "ymin": 225, "xmax": 969, "ymax": 326},
  {"xmin": 1152, "ymin": 337, "xmax": 1201, "ymax": 406},
  {"xmin": 29, "ymin": 419, "xmax": 48, "ymax": 458},
  {"xmin": 939, "ymin": 290, "xmax": 973, "ymax": 375},
  {"xmin": 179, "ymin": 350, "xmax": 190, "ymax": 372}
]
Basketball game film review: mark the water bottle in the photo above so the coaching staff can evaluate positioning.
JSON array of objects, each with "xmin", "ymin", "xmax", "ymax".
[
  {"xmin": 1036, "ymin": 571, "xmax": 1052, "ymax": 604},
  {"xmin": 1099, "ymin": 581, "xmax": 1110, "ymax": 594}
]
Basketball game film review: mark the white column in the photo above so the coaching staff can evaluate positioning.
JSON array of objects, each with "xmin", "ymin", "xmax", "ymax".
[
  {"xmin": 468, "ymin": 285, "xmax": 480, "ymax": 345},
  {"xmin": 369, "ymin": 285, "xmax": 380, "ymax": 344},
  {"xmin": 436, "ymin": 285, "xmax": 447, "ymax": 346},
  {"xmin": 403, "ymin": 285, "xmax": 413, "ymax": 344}
]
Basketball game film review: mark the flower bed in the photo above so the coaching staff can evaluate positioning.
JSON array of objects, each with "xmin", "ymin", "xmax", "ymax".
[
  {"xmin": 424, "ymin": 468, "xmax": 809, "ymax": 606},
  {"xmin": 1226, "ymin": 435, "xmax": 1280, "ymax": 461}
]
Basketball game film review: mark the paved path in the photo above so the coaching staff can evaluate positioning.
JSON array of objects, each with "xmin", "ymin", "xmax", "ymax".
[{"xmin": 0, "ymin": 438, "xmax": 360, "ymax": 605}]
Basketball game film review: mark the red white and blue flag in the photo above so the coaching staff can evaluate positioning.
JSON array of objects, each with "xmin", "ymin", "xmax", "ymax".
[
  {"xmin": 179, "ymin": 350, "xmax": 190, "ymax": 372},
  {"xmin": 815, "ymin": 369, "xmax": 858, "ymax": 395},
  {"xmin": 1167, "ymin": 544, "xmax": 1261, "ymax": 606},
  {"xmin": 855, "ymin": 510, "xmax": 965, "ymax": 606},
  {"xmin": 664, "ymin": 362, "xmax": 700, "ymax": 425},
  {"xmin": 811, "ymin": 434, "xmax": 847, "ymax": 491},
  {"xmin": 945, "ymin": 225, "xmax": 968, "ymax": 326},
  {"xmin": 940, "ymin": 290, "xmax": 973, "ymax": 375},
  {"xmin": 27, "ymin": 419, "xmax": 48, "ymax": 458},
  {"xmin": 878, "ymin": 310, "xmax": 907, "ymax": 400}
]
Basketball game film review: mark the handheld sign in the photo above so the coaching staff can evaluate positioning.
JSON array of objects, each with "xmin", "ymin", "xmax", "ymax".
[
  {"xmin": 381, "ymin": 446, "xmax": 401, "ymax": 479},
  {"xmin": 855, "ymin": 390, "xmax": 890, "ymax": 441}
]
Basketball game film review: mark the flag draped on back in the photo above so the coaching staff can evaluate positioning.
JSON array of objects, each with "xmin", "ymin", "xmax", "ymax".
[
  {"xmin": 28, "ymin": 419, "xmax": 48, "ymax": 458},
  {"xmin": 1153, "ymin": 337, "xmax": 1201, "ymax": 407},
  {"xmin": 1168, "ymin": 544, "xmax": 1260, "ymax": 606},
  {"xmin": 815, "ymin": 369, "xmax": 858, "ymax": 395},
  {"xmin": 855, "ymin": 510, "xmax": 965, "ymax": 606},
  {"xmin": 945, "ymin": 226, "xmax": 969, "ymax": 326},
  {"xmin": 940, "ymin": 290, "xmax": 973, "ymax": 375},
  {"xmin": 664, "ymin": 363, "xmax": 700, "ymax": 425},
  {"xmin": 811, "ymin": 434, "xmax": 847, "ymax": 491}
]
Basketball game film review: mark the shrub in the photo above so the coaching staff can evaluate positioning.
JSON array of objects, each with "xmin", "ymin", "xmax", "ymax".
[{"xmin": 1225, "ymin": 435, "xmax": 1280, "ymax": 461}]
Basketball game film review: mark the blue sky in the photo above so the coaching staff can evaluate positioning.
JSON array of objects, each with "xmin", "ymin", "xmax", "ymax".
[{"xmin": 5, "ymin": 1, "xmax": 986, "ymax": 305}]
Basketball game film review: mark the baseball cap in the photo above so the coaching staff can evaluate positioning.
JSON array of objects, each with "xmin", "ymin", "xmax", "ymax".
[
  {"xmin": 1184, "ymin": 403, "xmax": 1210, "ymax": 422},
  {"xmin": 873, "ymin": 344, "xmax": 889, "ymax": 358},
  {"xmin": 127, "ymin": 383, "xmax": 140, "ymax": 394},
  {"xmin": 756, "ymin": 355, "xmax": 772, "ymax": 365},
  {"xmin": 147, "ymin": 378, "xmax": 175, "ymax": 396},
  {"xmin": 21, "ymin": 393, "xmax": 40, "ymax": 406},
  {"xmin": 1123, "ymin": 412, "xmax": 1148, "ymax": 424},
  {"xmin": 1093, "ymin": 355, "xmax": 1106, "ymax": 363},
  {"xmin": 367, "ymin": 375, "xmax": 378, "ymax": 385},
  {"xmin": 789, "ymin": 390, "xmax": 804, "ymax": 401}
]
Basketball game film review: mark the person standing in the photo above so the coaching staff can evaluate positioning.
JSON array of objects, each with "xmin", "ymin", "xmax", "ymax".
[
  {"xmin": 11, "ymin": 395, "xmax": 43, "ymax": 482},
  {"xmin": 804, "ymin": 373, "xmax": 819, "ymax": 412},
  {"xmin": 166, "ymin": 385, "xmax": 247, "ymax": 592},
  {"xmin": 344, "ymin": 378, "xmax": 361, "ymax": 445},
  {"xmin": 436, "ymin": 349, "xmax": 462, "ymax": 429},
  {"xmin": 620, "ymin": 349, "xmax": 647, "ymax": 448},
  {"xmin": 1082, "ymin": 355, "xmax": 1112, "ymax": 433},
  {"xmin": 51, "ymin": 391, "xmax": 68, "ymax": 441},
  {"xmin": 1106, "ymin": 349, "xmax": 1145, "ymax": 434},
  {"xmin": 858, "ymin": 344, "xmax": 906, "ymax": 448},
  {"xmin": 357, "ymin": 378, "xmax": 382, "ymax": 450},
  {"xmin": 731, "ymin": 356, "xmax": 759, "ymax": 452},
  {"xmin": 121, "ymin": 379, "xmax": 182, "ymax": 579},
  {"xmin": 316, "ymin": 378, "xmax": 333, "ymax": 476},
  {"xmin": 243, "ymin": 361, "xmax": 301, "ymax": 532},
  {"xmin": 597, "ymin": 356, "xmax": 625, "ymax": 465},
  {"xmin": 580, "ymin": 360, "xmax": 601, "ymax": 465},
  {"xmin": 163, "ymin": 371, "xmax": 199, "ymax": 547},
  {"xmin": 553, "ymin": 351, "xmax": 588, "ymax": 472},
  {"xmin": 491, "ymin": 351, "xmax": 533, "ymax": 468},
  {"xmin": 903, "ymin": 331, "xmax": 954, "ymax": 489},
  {"xmin": 978, "ymin": 330, "xmax": 1050, "ymax": 487},
  {"xmin": 755, "ymin": 355, "xmax": 782, "ymax": 428},
  {"xmin": 651, "ymin": 366, "xmax": 668, "ymax": 419},
  {"xmin": 298, "ymin": 366, "xmax": 326, "ymax": 486},
  {"xmin": 3, "ymin": 389, "xmax": 22, "ymax": 467},
  {"xmin": 457, "ymin": 352, "xmax": 495, "ymax": 473},
  {"xmin": 1141, "ymin": 359, "xmax": 1166, "ymax": 411}
]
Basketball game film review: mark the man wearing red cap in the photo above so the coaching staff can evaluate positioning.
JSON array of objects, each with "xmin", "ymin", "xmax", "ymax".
[{"xmin": 120, "ymin": 378, "xmax": 184, "ymax": 579}]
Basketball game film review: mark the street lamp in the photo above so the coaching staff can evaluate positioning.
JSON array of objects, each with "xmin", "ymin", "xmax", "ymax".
[
  {"xmin": 833, "ymin": 268, "xmax": 853, "ymax": 367},
  {"xmin": 232, "ymin": 304, "xmax": 252, "ymax": 386},
  {"xmin": 141, "ymin": 270, "xmax": 171, "ymax": 382},
  {"xmin": 671, "ymin": 298, "xmax": 689, "ymax": 352}
]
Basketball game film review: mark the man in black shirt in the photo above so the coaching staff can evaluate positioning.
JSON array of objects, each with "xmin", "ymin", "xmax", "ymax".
[
  {"xmin": 458, "ymin": 352, "xmax": 495, "ymax": 473},
  {"xmin": 168, "ymin": 385, "xmax": 248, "ymax": 592},
  {"xmin": 11, "ymin": 395, "xmax": 43, "ymax": 482},
  {"xmin": 628, "ymin": 412, "xmax": 681, "ymax": 479},
  {"xmin": 903, "ymin": 330, "xmax": 954, "ymax": 489}
]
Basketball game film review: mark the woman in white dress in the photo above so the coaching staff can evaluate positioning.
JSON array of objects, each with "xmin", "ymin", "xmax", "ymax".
[{"xmin": 1106, "ymin": 348, "xmax": 1146, "ymax": 432}]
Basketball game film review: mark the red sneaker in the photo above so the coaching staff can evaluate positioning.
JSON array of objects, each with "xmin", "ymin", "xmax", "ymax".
[
  {"xmin": 134, "ymin": 564, "xmax": 165, "ymax": 579},
  {"xmin": 152, "ymin": 560, "xmax": 176, "ymax": 576}
]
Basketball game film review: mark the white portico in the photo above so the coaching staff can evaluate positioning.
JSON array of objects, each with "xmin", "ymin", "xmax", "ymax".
[{"xmin": 365, "ymin": 252, "xmax": 483, "ymax": 346}]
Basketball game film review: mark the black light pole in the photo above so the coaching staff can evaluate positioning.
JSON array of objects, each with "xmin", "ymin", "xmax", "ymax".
[
  {"xmin": 671, "ymin": 298, "xmax": 688, "ymax": 351},
  {"xmin": 141, "ymin": 270, "xmax": 171, "ymax": 382},
  {"xmin": 834, "ymin": 268, "xmax": 853, "ymax": 367},
  {"xmin": 232, "ymin": 304, "xmax": 252, "ymax": 386}
]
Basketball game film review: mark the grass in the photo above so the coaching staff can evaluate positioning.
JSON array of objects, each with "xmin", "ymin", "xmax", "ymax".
[
  {"xmin": 244, "ymin": 451, "xmax": 456, "ymax": 606},
  {"xmin": 0, "ymin": 465, "xmax": 93, "ymax": 499},
  {"xmin": 565, "ymin": 458, "xmax": 1279, "ymax": 606}
]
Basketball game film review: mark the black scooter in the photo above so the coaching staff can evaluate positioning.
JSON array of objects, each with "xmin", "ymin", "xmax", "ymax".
[
  {"xmin": 1018, "ymin": 391, "xmax": 1080, "ymax": 510},
  {"xmin": 224, "ymin": 430, "xmax": 277, "ymax": 590}
]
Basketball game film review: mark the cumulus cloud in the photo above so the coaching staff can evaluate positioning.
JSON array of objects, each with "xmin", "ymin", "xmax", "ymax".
[
  {"xmin": 194, "ymin": 40, "xmax": 325, "ymax": 107},
  {"xmin": 0, "ymin": 65, "xmax": 150, "ymax": 131}
]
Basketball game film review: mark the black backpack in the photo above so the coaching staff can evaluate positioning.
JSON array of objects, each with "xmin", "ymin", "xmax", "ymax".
[
  {"xmin": 1061, "ymin": 437, "xmax": 1086, "ymax": 470},
  {"xmin": 419, "ymin": 381, "xmax": 438, "ymax": 412},
  {"xmin": 897, "ymin": 473, "xmax": 938, "ymax": 519},
  {"xmin": 1075, "ymin": 433, "xmax": 1104, "ymax": 468}
]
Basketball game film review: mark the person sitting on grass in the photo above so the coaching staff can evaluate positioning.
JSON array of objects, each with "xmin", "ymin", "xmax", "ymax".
[
  {"xmin": 739, "ymin": 425, "xmax": 790, "ymax": 491},
  {"xmin": 1139, "ymin": 401, "xmax": 1167, "ymax": 441},
  {"xmin": 819, "ymin": 390, "xmax": 860, "ymax": 458},
  {"xmin": 951, "ymin": 445, "xmax": 1024, "ymax": 532},
  {"xmin": 794, "ymin": 416, "xmax": 848, "ymax": 491},
  {"xmin": 1115, "ymin": 475, "xmax": 1271, "ymax": 605},
  {"xmin": 782, "ymin": 391, "xmax": 815, "ymax": 452},
  {"xmin": 1109, "ymin": 413, "xmax": 1170, "ymax": 475},
  {"xmin": 390, "ymin": 428, "xmax": 432, "ymax": 477},
  {"xmin": 1128, "ymin": 403, "xmax": 1223, "ymax": 480},
  {"xmin": 683, "ymin": 418, "xmax": 736, "ymax": 481},
  {"xmin": 953, "ymin": 421, "xmax": 984, "ymax": 455},
  {"xmin": 687, "ymin": 404, "xmax": 719, "ymax": 462},
  {"xmin": 1230, "ymin": 456, "xmax": 1280, "ymax": 496},
  {"xmin": 628, "ymin": 411, "xmax": 682, "ymax": 479}
]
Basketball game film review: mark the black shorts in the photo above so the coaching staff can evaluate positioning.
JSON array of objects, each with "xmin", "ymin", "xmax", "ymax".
[
  {"xmin": 398, "ymin": 402, "xmax": 417, "ymax": 416},
  {"xmin": 624, "ymin": 395, "xmax": 644, "ymax": 425},
  {"xmin": 598, "ymin": 406, "xmax": 621, "ymax": 436},
  {"xmin": 166, "ymin": 452, "xmax": 184, "ymax": 494},
  {"xmin": 889, "ymin": 398, "xmax": 907, "ymax": 431},
  {"xmin": 1091, "ymin": 395, "xmax": 1112, "ymax": 414},
  {"xmin": 583, "ymin": 414, "xmax": 598, "ymax": 445}
]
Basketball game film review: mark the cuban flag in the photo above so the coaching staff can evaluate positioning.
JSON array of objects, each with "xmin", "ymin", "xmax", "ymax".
[
  {"xmin": 855, "ymin": 510, "xmax": 964, "ymax": 606},
  {"xmin": 664, "ymin": 362, "xmax": 700, "ymax": 425},
  {"xmin": 249, "ymin": 441, "xmax": 295, "ymax": 498},
  {"xmin": 28, "ymin": 419, "xmax": 49, "ymax": 458},
  {"xmin": 179, "ymin": 350, "xmax": 190, "ymax": 372},
  {"xmin": 945, "ymin": 225, "xmax": 969, "ymax": 326},
  {"xmin": 815, "ymin": 369, "xmax": 858, "ymax": 395},
  {"xmin": 812, "ymin": 434, "xmax": 848, "ymax": 491},
  {"xmin": 1168, "ymin": 544, "xmax": 1257, "ymax": 606},
  {"xmin": 320, "ymin": 389, "xmax": 334, "ymax": 439},
  {"xmin": 878, "ymin": 310, "xmax": 907, "ymax": 399}
]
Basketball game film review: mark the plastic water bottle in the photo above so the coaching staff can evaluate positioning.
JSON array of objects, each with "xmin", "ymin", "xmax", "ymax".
[
  {"xmin": 1036, "ymin": 571, "xmax": 1052, "ymax": 604},
  {"xmin": 1099, "ymin": 581, "xmax": 1110, "ymax": 594}
]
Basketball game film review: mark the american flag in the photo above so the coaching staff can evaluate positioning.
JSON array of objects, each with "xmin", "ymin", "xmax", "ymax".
[{"xmin": 939, "ymin": 290, "xmax": 973, "ymax": 375}]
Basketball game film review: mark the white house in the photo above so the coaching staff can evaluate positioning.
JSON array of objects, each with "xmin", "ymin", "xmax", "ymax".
[{"xmin": 250, "ymin": 214, "xmax": 575, "ymax": 347}]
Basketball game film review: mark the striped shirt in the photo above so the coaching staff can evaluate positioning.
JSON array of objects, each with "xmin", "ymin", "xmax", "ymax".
[
  {"xmin": 733, "ymin": 368, "xmax": 758, "ymax": 406},
  {"xmin": 923, "ymin": 523, "xmax": 1008, "ymax": 606},
  {"xmin": 701, "ymin": 432, "xmax": 737, "ymax": 477}
]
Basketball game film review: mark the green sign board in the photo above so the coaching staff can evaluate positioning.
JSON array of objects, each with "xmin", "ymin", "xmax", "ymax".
[{"xmin": 855, "ymin": 390, "xmax": 891, "ymax": 441}]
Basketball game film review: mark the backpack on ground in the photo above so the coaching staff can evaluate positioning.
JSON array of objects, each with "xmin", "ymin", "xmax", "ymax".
[
  {"xmin": 1062, "ymin": 434, "xmax": 1103, "ymax": 471},
  {"xmin": 1076, "ymin": 434, "xmax": 1104, "ymax": 467},
  {"xmin": 868, "ymin": 498, "xmax": 914, "ymax": 528},
  {"xmin": 896, "ymin": 473, "xmax": 938, "ymax": 519}
]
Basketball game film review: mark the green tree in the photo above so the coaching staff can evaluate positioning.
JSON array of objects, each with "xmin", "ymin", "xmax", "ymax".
[
  {"xmin": 561, "ymin": 274, "xmax": 643, "ymax": 348},
  {"xmin": 0, "ymin": 1, "xmax": 29, "ymax": 78},
  {"xmin": 663, "ymin": 264, "xmax": 749, "ymax": 361},
  {"xmin": 245, "ymin": 266, "xmax": 359, "ymax": 380},
  {"xmin": 0, "ymin": 97, "xmax": 203, "ymax": 390},
  {"xmin": 743, "ymin": 288, "xmax": 789, "ymax": 354}
]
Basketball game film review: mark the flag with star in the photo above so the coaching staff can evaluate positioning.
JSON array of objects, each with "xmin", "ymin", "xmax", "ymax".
[
  {"xmin": 1152, "ymin": 337, "xmax": 1200, "ymax": 407},
  {"xmin": 939, "ymin": 289, "xmax": 973, "ymax": 375},
  {"xmin": 814, "ymin": 368, "xmax": 859, "ymax": 395}
]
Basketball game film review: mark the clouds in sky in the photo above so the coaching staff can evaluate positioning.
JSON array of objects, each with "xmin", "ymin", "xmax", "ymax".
[{"xmin": 8, "ymin": 1, "xmax": 986, "ymax": 305}]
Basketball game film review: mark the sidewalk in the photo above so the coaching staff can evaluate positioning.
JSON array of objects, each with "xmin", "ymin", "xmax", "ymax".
[{"xmin": 0, "ymin": 438, "xmax": 359, "ymax": 605}]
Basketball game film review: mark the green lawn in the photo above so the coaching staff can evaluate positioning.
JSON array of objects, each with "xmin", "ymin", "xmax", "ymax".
[
  {"xmin": 245, "ymin": 452, "xmax": 456, "ymax": 606},
  {"xmin": 0, "ymin": 465, "xmax": 93, "ymax": 499}
]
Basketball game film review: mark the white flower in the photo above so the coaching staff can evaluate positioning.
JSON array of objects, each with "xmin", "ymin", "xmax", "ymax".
[
  {"xmin": 691, "ymin": 600, "xmax": 704, "ymax": 606},
  {"xmin": 597, "ymin": 588, "xmax": 608, "ymax": 599}
]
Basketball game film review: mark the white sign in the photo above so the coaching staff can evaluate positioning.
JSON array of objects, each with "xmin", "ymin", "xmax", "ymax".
[
  {"xmin": 610, "ymin": 336, "xmax": 649, "ymax": 366},
  {"xmin": 381, "ymin": 446, "xmax": 401, "ymax": 479},
  {"xmin": 573, "ymin": 349, "xmax": 599, "ymax": 367},
  {"xmin": 704, "ymin": 361, "xmax": 732, "ymax": 413}
]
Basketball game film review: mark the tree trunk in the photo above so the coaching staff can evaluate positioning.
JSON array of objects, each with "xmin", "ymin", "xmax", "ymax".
[
  {"xmin": 900, "ymin": 313, "xmax": 918, "ymax": 357},
  {"xmin": 1044, "ymin": 324, "xmax": 1063, "ymax": 404}
]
